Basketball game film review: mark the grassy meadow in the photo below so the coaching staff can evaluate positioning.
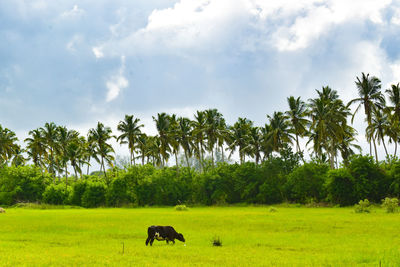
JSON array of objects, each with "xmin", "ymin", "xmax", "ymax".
[{"xmin": 1, "ymin": 206, "xmax": 400, "ymax": 266}]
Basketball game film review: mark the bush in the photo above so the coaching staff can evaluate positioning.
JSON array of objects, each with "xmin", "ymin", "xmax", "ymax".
[
  {"xmin": 42, "ymin": 184, "xmax": 71, "ymax": 205},
  {"xmin": 175, "ymin": 204, "xmax": 188, "ymax": 211},
  {"xmin": 354, "ymin": 199, "xmax": 371, "ymax": 213},
  {"xmin": 0, "ymin": 166, "xmax": 50, "ymax": 204},
  {"xmin": 70, "ymin": 180, "xmax": 87, "ymax": 206},
  {"xmin": 382, "ymin": 197, "xmax": 398, "ymax": 213},
  {"xmin": 348, "ymin": 155, "xmax": 390, "ymax": 203},
  {"xmin": 106, "ymin": 177, "xmax": 130, "ymax": 207},
  {"xmin": 325, "ymin": 168, "xmax": 356, "ymax": 206},
  {"xmin": 81, "ymin": 181, "xmax": 106, "ymax": 208},
  {"xmin": 285, "ymin": 163, "xmax": 329, "ymax": 203}
]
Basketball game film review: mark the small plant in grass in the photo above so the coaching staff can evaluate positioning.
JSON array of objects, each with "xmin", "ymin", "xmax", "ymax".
[
  {"xmin": 382, "ymin": 197, "xmax": 399, "ymax": 213},
  {"xmin": 269, "ymin": 207, "xmax": 277, "ymax": 212},
  {"xmin": 212, "ymin": 236, "xmax": 222, "ymax": 247},
  {"xmin": 354, "ymin": 199, "xmax": 370, "ymax": 213},
  {"xmin": 175, "ymin": 204, "xmax": 188, "ymax": 211}
]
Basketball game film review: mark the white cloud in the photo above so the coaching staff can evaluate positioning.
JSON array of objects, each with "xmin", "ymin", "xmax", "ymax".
[
  {"xmin": 61, "ymin": 5, "xmax": 85, "ymax": 18},
  {"xmin": 96, "ymin": 0, "xmax": 393, "ymax": 55},
  {"xmin": 92, "ymin": 47, "xmax": 104, "ymax": 58},
  {"xmin": 106, "ymin": 56, "xmax": 128, "ymax": 102}
]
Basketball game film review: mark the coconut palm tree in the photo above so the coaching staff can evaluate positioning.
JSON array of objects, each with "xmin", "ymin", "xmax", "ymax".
[
  {"xmin": 153, "ymin": 113, "xmax": 171, "ymax": 167},
  {"xmin": 386, "ymin": 83, "xmax": 400, "ymax": 156},
  {"xmin": 25, "ymin": 129, "xmax": 46, "ymax": 168},
  {"xmin": 88, "ymin": 122, "xmax": 115, "ymax": 177},
  {"xmin": 117, "ymin": 115, "xmax": 144, "ymax": 166},
  {"xmin": 367, "ymin": 109, "xmax": 390, "ymax": 158},
  {"xmin": 226, "ymin": 117, "xmax": 252, "ymax": 164},
  {"xmin": 191, "ymin": 111, "xmax": 207, "ymax": 172},
  {"xmin": 168, "ymin": 114, "xmax": 181, "ymax": 170},
  {"xmin": 177, "ymin": 117, "xmax": 193, "ymax": 168},
  {"xmin": 260, "ymin": 123, "xmax": 273, "ymax": 161},
  {"xmin": 0, "ymin": 125, "xmax": 19, "ymax": 166},
  {"xmin": 11, "ymin": 145, "xmax": 26, "ymax": 167},
  {"xmin": 265, "ymin": 112, "xmax": 293, "ymax": 154},
  {"xmin": 205, "ymin": 109, "xmax": 224, "ymax": 166},
  {"xmin": 136, "ymin": 133, "xmax": 148, "ymax": 165},
  {"xmin": 248, "ymin": 126, "xmax": 262, "ymax": 164},
  {"xmin": 348, "ymin": 73, "xmax": 385, "ymax": 160},
  {"xmin": 286, "ymin": 96, "xmax": 309, "ymax": 154},
  {"xmin": 308, "ymin": 86, "xmax": 350, "ymax": 168},
  {"xmin": 57, "ymin": 126, "xmax": 79, "ymax": 179},
  {"xmin": 40, "ymin": 122, "xmax": 59, "ymax": 180}
]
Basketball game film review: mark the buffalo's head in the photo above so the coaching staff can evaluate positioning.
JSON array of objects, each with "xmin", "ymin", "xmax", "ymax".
[{"xmin": 177, "ymin": 233, "xmax": 185, "ymax": 242}]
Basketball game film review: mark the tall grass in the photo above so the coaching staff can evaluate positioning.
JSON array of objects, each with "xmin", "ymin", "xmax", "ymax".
[{"xmin": 0, "ymin": 206, "xmax": 400, "ymax": 266}]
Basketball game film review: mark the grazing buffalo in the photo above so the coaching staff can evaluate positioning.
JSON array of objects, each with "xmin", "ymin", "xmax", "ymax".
[{"xmin": 146, "ymin": 225, "xmax": 185, "ymax": 246}]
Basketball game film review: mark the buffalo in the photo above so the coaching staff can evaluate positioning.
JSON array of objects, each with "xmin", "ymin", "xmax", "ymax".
[{"xmin": 146, "ymin": 225, "xmax": 185, "ymax": 246}]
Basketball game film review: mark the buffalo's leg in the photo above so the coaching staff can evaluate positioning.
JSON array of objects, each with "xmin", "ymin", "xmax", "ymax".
[
  {"xmin": 150, "ymin": 238, "xmax": 155, "ymax": 246},
  {"xmin": 146, "ymin": 237, "xmax": 151, "ymax": 246}
]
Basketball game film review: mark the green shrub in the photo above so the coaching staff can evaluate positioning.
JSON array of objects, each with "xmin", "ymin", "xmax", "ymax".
[
  {"xmin": 0, "ymin": 166, "xmax": 50, "ymax": 204},
  {"xmin": 175, "ymin": 204, "xmax": 188, "ymax": 211},
  {"xmin": 285, "ymin": 163, "xmax": 329, "ymax": 203},
  {"xmin": 42, "ymin": 184, "xmax": 71, "ymax": 205},
  {"xmin": 382, "ymin": 197, "xmax": 398, "ymax": 213},
  {"xmin": 70, "ymin": 180, "xmax": 87, "ymax": 206},
  {"xmin": 106, "ymin": 177, "xmax": 130, "ymax": 207},
  {"xmin": 81, "ymin": 181, "xmax": 106, "ymax": 208},
  {"xmin": 325, "ymin": 168, "xmax": 356, "ymax": 206},
  {"xmin": 354, "ymin": 199, "xmax": 371, "ymax": 213},
  {"xmin": 348, "ymin": 155, "xmax": 390, "ymax": 203}
]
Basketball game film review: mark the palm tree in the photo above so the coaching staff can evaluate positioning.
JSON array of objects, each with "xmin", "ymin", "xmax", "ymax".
[
  {"xmin": 226, "ymin": 118, "xmax": 252, "ymax": 164},
  {"xmin": 248, "ymin": 126, "xmax": 262, "ymax": 164},
  {"xmin": 286, "ymin": 96, "xmax": 309, "ymax": 155},
  {"xmin": 137, "ymin": 133, "xmax": 148, "ymax": 165},
  {"xmin": 117, "ymin": 115, "xmax": 144, "ymax": 166},
  {"xmin": 168, "ymin": 114, "xmax": 181, "ymax": 170},
  {"xmin": 11, "ymin": 145, "xmax": 26, "ymax": 167},
  {"xmin": 308, "ymin": 86, "xmax": 350, "ymax": 168},
  {"xmin": 386, "ymin": 83, "xmax": 400, "ymax": 156},
  {"xmin": 88, "ymin": 122, "xmax": 115, "ymax": 177},
  {"xmin": 57, "ymin": 126, "xmax": 79, "ymax": 180},
  {"xmin": 40, "ymin": 122, "xmax": 59, "ymax": 180},
  {"xmin": 260, "ymin": 123, "xmax": 273, "ymax": 161},
  {"xmin": 25, "ymin": 129, "xmax": 46, "ymax": 168},
  {"xmin": 348, "ymin": 73, "xmax": 385, "ymax": 160},
  {"xmin": 153, "ymin": 113, "xmax": 171, "ymax": 167},
  {"xmin": 367, "ymin": 109, "xmax": 390, "ymax": 158},
  {"xmin": 205, "ymin": 109, "xmax": 224, "ymax": 166},
  {"xmin": 338, "ymin": 125, "xmax": 361, "ymax": 166},
  {"xmin": 177, "ymin": 117, "xmax": 193, "ymax": 168},
  {"xmin": 192, "ymin": 111, "xmax": 207, "ymax": 172},
  {"xmin": 0, "ymin": 125, "xmax": 19, "ymax": 166},
  {"xmin": 265, "ymin": 112, "xmax": 293, "ymax": 154}
]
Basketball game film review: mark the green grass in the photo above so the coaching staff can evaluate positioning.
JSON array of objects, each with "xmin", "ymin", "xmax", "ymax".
[{"xmin": 1, "ymin": 206, "xmax": 400, "ymax": 266}]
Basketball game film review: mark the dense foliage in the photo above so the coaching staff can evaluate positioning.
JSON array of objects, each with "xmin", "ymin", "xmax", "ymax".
[{"xmin": 0, "ymin": 154, "xmax": 397, "ymax": 207}]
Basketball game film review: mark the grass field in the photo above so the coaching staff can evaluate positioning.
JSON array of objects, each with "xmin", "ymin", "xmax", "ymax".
[{"xmin": 1, "ymin": 206, "xmax": 400, "ymax": 266}]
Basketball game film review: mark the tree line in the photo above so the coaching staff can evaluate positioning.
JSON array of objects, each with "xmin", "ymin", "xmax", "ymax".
[{"xmin": 1, "ymin": 72, "xmax": 400, "ymax": 181}]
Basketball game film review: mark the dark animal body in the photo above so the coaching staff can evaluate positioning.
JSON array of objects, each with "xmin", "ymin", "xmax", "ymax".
[{"xmin": 146, "ymin": 226, "xmax": 185, "ymax": 246}]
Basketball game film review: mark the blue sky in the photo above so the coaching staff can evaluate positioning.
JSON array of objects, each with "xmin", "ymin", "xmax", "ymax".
[{"xmin": 1, "ymin": 0, "xmax": 400, "ymax": 160}]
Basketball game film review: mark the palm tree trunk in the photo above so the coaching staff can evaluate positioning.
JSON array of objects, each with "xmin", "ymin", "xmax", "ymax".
[
  {"xmin": 382, "ymin": 137, "xmax": 388, "ymax": 158},
  {"xmin": 175, "ymin": 152, "xmax": 179, "ymax": 173},
  {"xmin": 221, "ymin": 145, "xmax": 225, "ymax": 162},
  {"xmin": 373, "ymin": 138, "xmax": 378, "ymax": 162},
  {"xmin": 395, "ymin": 142, "xmax": 398, "ymax": 157},
  {"xmin": 211, "ymin": 147, "xmax": 214, "ymax": 167},
  {"xmin": 185, "ymin": 151, "xmax": 190, "ymax": 168},
  {"xmin": 132, "ymin": 150, "xmax": 136, "ymax": 165},
  {"xmin": 86, "ymin": 156, "xmax": 91, "ymax": 175}
]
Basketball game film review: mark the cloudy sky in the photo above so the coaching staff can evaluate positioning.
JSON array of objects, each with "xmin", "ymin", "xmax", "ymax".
[{"xmin": 1, "ymin": 0, "xmax": 400, "ymax": 160}]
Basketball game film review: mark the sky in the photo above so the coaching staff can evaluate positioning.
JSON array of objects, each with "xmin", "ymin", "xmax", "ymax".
[{"xmin": 1, "ymin": 0, "xmax": 400, "ymax": 162}]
